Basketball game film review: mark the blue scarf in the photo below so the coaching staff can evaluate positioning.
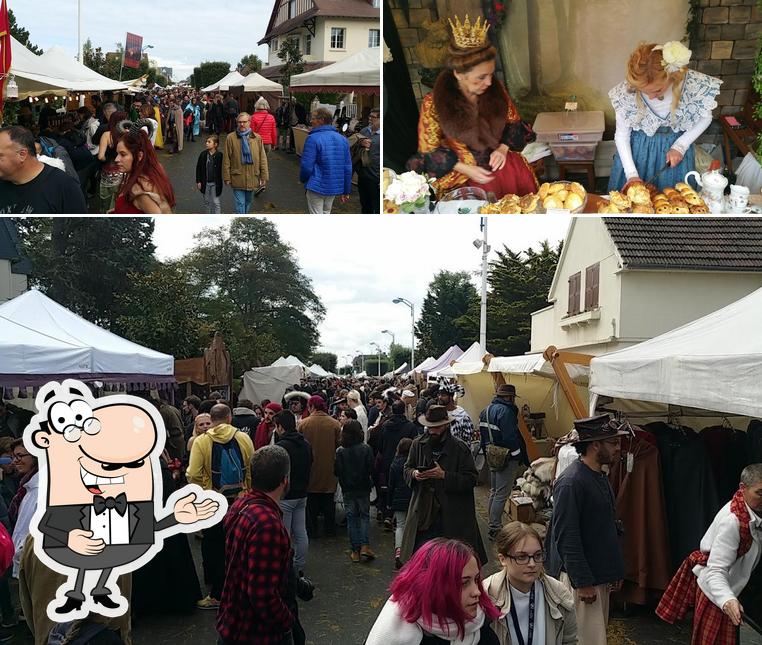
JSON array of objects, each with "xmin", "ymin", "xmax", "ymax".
[{"xmin": 236, "ymin": 128, "xmax": 253, "ymax": 165}]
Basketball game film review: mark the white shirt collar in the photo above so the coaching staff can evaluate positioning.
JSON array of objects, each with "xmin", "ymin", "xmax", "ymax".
[{"xmin": 746, "ymin": 504, "xmax": 762, "ymax": 530}]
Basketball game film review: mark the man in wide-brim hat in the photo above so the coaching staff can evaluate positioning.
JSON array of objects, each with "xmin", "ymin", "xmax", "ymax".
[
  {"xmin": 546, "ymin": 413, "xmax": 628, "ymax": 645},
  {"xmin": 478, "ymin": 382, "xmax": 529, "ymax": 540},
  {"xmin": 400, "ymin": 405, "xmax": 488, "ymax": 566}
]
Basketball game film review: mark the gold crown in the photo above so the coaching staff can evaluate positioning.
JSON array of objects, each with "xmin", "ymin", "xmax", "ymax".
[{"xmin": 448, "ymin": 15, "xmax": 490, "ymax": 49}]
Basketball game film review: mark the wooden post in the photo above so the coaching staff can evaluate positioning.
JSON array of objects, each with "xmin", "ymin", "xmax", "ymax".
[{"xmin": 542, "ymin": 345, "xmax": 592, "ymax": 420}]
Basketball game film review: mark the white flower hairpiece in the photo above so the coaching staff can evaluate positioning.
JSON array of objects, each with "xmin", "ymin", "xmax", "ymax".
[{"xmin": 654, "ymin": 41, "xmax": 691, "ymax": 74}]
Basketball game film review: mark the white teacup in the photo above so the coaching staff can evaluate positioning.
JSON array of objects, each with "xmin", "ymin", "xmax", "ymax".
[{"xmin": 728, "ymin": 184, "xmax": 750, "ymax": 213}]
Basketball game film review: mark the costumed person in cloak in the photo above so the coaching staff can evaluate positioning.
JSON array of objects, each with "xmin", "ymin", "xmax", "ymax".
[
  {"xmin": 656, "ymin": 463, "xmax": 762, "ymax": 645},
  {"xmin": 406, "ymin": 15, "xmax": 537, "ymax": 201}
]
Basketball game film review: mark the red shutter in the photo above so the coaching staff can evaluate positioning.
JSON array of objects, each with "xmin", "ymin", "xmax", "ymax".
[
  {"xmin": 568, "ymin": 272, "xmax": 581, "ymax": 315},
  {"xmin": 585, "ymin": 263, "xmax": 600, "ymax": 310}
]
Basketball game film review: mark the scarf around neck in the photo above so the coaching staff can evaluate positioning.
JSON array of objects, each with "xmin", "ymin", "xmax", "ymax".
[
  {"xmin": 366, "ymin": 598, "xmax": 486, "ymax": 645},
  {"xmin": 730, "ymin": 488, "xmax": 754, "ymax": 556},
  {"xmin": 236, "ymin": 128, "xmax": 253, "ymax": 165}
]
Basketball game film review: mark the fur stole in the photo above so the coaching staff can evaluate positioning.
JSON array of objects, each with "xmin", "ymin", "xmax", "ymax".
[{"xmin": 433, "ymin": 70, "xmax": 508, "ymax": 152}]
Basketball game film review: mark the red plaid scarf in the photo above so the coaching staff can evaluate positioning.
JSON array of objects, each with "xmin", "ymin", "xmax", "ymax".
[{"xmin": 656, "ymin": 489, "xmax": 752, "ymax": 645}]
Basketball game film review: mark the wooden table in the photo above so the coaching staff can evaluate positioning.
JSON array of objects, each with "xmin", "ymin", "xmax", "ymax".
[{"xmin": 721, "ymin": 115, "xmax": 759, "ymax": 169}]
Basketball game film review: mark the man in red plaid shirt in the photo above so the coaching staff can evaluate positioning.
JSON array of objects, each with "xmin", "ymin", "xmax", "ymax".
[{"xmin": 217, "ymin": 445, "xmax": 295, "ymax": 645}]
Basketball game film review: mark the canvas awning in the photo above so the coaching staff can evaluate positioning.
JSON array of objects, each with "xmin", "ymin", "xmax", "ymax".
[
  {"xmin": 432, "ymin": 342, "xmax": 486, "ymax": 378},
  {"xmin": 0, "ymin": 290, "xmax": 174, "ymax": 390},
  {"xmin": 8, "ymin": 38, "xmax": 129, "ymax": 98},
  {"xmin": 423, "ymin": 346, "xmax": 464, "ymax": 377},
  {"xmin": 590, "ymin": 287, "xmax": 762, "ymax": 418},
  {"xmin": 231, "ymin": 72, "xmax": 284, "ymax": 93},
  {"xmin": 290, "ymin": 47, "xmax": 380, "ymax": 94},
  {"xmin": 240, "ymin": 365, "xmax": 305, "ymax": 405},
  {"xmin": 202, "ymin": 71, "xmax": 245, "ymax": 93}
]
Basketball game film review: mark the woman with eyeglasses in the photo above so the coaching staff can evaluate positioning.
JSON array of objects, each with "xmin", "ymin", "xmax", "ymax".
[
  {"xmin": 483, "ymin": 522, "xmax": 577, "ymax": 645},
  {"xmin": 8, "ymin": 439, "xmax": 38, "ymax": 579}
]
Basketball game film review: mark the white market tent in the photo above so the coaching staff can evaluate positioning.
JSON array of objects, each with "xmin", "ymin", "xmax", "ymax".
[
  {"xmin": 423, "ymin": 345, "xmax": 464, "ymax": 378},
  {"xmin": 452, "ymin": 353, "xmax": 589, "ymax": 442},
  {"xmin": 0, "ymin": 290, "xmax": 174, "ymax": 389},
  {"xmin": 590, "ymin": 287, "xmax": 762, "ymax": 419},
  {"xmin": 240, "ymin": 365, "xmax": 305, "ymax": 406},
  {"xmin": 308, "ymin": 363, "xmax": 332, "ymax": 378},
  {"xmin": 393, "ymin": 362, "xmax": 408, "ymax": 375},
  {"xmin": 231, "ymin": 72, "xmax": 283, "ymax": 94},
  {"xmin": 408, "ymin": 356, "xmax": 436, "ymax": 376},
  {"xmin": 202, "ymin": 71, "xmax": 245, "ymax": 93},
  {"xmin": 432, "ymin": 342, "xmax": 486, "ymax": 378},
  {"xmin": 290, "ymin": 47, "xmax": 380, "ymax": 94},
  {"xmin": 8, "ymin": 37, "xmax": 128, "ymax": 98},
  {"xmin": 38, "ymin": 47, "xmax": 128, "ymax": 92}
]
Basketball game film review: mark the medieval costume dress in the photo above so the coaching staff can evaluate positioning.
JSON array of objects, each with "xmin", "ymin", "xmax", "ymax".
[
  {"xmin": 608, "ymin": 69, "xmax": 721, "ymax": 191},
  {"xmin": 407, "ymin": 70, "xmax": 538, "ymax": 200}
]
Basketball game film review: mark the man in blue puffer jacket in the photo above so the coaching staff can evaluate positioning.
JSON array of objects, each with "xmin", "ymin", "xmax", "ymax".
[
  {"xmin": 299, "ymin": 108, "xmax": 352, "ymax": 213},
  {"xmin": 479, "ymin": 383, "xmax": 529, "ymax": 540}
]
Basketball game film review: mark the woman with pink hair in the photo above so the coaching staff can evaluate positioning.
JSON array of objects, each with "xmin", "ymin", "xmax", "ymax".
[{"xmin": 366, "ymin": 538, "xmax": 500, "ymax": 644}]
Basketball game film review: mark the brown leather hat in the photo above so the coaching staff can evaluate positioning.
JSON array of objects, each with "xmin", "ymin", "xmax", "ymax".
[
  {"xmin": 572, "ymin": 414, "xmax": 630, "ymax": 443},
  {"xmin": 418, "ymin": 405, "xmax": 454, "ymax": 428},
  {"xmin": 496, "ymin": 384, "xmax": 520, "ymax": 397}
]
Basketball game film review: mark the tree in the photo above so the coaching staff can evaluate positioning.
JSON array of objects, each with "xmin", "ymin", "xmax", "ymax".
[
  {"xmin": 415, "ymin": 271, "xmax": 479, "ymax": 360},
  {"xmin": 191, "ymin": 61, "xmax": 232, "ymax": 91},
  {"xmin": 458, "ymin": 241, "xmax": 561, "ymax": 356},
  {"xmin": 364, "ymin": 358, "xmax": 391, "ymax": 376},
  {"xmin": 390, "ymin": 343, "xmax": 413, "ymax": 370},
  {"xmin": 14, "ymin": 218, "xmax": 157, "ymax": 329},
  {"xmin": 179, "ymin": 218, "xmax": 325, "ymax": 375},
  {"xmin": 82, "ymin": 39, "xmax": 108, "ymax": 76},
  {"xmin": 238, "ymin": 54, "xmax": 264, "ymax": 74},
  {"xmin": 114, "ymin": 264, "xmax": 203, "ymax": 360},
  {"xmin": 277, "ymin": 40, "xmax": 305, "ymax": 91},
  {"xmin": 9, "ymin": 9, "xmax": 42, "ymax": 54},
  {"xmin": 311, "ymin": 352, "xmax": 337, "ymax": 373}
]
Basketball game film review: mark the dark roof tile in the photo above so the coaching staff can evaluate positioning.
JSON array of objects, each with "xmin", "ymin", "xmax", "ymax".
[{"xmin": 603, "ymin": 218, "xmax": 762, "ymax": 271}]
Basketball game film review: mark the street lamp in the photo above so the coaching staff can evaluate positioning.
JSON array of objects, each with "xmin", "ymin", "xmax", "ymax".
[
  {"xmin": 370, "ymin": 342, "xmax": 382, "ymax": 377},
  {"xmin": 473, "ymin": 217, "xmax": 490, "ymax": 351},
  {"xmin": 344, "ymin": 354, "xmax": 353, "ymax": 375},
  {"xmin": 393, "ymin": 298, "xmax": 415, "ymax": 373}
]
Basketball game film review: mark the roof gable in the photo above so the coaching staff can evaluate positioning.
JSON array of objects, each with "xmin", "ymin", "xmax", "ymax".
[
  {"xmin": 603, "ymin": 218, "xmax": 762, "ymax": 272},
  {"xmin": 260, "ymin": 0, "xmax": 379, "ymax": 43},
  {"xmin": 0, "ymin": 220, "xmax": 32, "ymax": 275}
]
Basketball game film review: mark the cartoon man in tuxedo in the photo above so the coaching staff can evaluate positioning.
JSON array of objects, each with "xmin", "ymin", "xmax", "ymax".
[{"xmin": 24, "ymin": 380, "xmax": 226, "ymax": 621}]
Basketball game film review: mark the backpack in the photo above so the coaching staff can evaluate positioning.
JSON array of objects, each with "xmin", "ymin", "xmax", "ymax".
[
  {"xmin": 0, "ymin": 524, "xmax": 13, "ymax": 575},
  {"xmin": 48, "ymin": 620, "xmax": 124, "ymax": 645},
  {"xmin": 211, "ymin": 432, "xmax": 245, "ymax": 498},
  {"xmin": 38, "ymin": 136, "xmax": 79, "ymax": 182}
]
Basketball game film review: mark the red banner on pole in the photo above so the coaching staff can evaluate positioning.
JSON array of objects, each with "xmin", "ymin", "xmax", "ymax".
[
  {"xmin": 123, "ymin": 32, "xmax": 143, "ymax": 69},
  {"xmin": 0, "ymin": 0, "xmax": 12, "ymax": 111}
]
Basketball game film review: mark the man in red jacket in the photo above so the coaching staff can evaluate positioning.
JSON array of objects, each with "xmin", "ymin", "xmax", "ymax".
[
  {"xmin": 217, "ymin": 445, "xmax": 294, "ymax": 645},
  {"xmin": 254, "ymin": 403, "xmax": 283, "ymax": 450}
]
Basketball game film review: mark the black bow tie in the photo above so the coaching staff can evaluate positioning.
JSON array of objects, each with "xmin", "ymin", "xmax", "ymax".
[{"xmin": 93, "ymin": 493, "xmax": 128, "ymax": 516}]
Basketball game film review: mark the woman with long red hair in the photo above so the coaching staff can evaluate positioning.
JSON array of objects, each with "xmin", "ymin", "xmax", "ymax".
[
  {"xmin": 112, "ymin": 122, "xmax": 176, "ymax": 214},
  {"xmin": 366, "ymin": 538, "xmax": 500, "ymax": 644}
]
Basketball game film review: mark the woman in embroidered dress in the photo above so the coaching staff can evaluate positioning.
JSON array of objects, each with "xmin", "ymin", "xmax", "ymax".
[
  {"xmin": 407, "ymin": 16, "xmax": 537, "ymax": 200},
  {"xmin": 483, "ymin": 522, "xmax": 577, "ymax": 645},
  {"xmin": 608, "ymin": 42, "xmax": 721, "ymax": 193},
  {"xmin": 366, "ymin": 538, "xmax": 500, "ymax": 645}
]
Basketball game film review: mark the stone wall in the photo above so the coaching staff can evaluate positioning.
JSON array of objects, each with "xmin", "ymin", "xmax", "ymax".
[
  {"xmin": 691, "ymin": 0, "xmax": 761, "ymax": 114},
  {"xmin": 388, "ymin": 0, "xmax": 438, "ymax": 104}
]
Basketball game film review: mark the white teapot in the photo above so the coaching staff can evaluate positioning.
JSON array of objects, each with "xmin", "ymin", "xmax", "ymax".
[{"xmin": 684, "ymin": 169, "xmax": 728, "ymax": 214}]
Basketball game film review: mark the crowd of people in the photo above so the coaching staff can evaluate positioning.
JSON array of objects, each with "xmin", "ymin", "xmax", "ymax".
[
  {"xmin": 0, "ymin": 86, "xmax": 381, "ymax": 214},
  {"xmin": 0, "ymin": 372, "xmax": 758, "ymax": 644}
]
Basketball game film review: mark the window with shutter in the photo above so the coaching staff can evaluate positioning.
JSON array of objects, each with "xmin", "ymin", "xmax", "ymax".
[
  {"xmin": 585, "ymin": 263, "xmax": 600, "ymax": 310},
  {"xmin": 568, "ymin": 272, "xmax": 581, "ymax": 315}
]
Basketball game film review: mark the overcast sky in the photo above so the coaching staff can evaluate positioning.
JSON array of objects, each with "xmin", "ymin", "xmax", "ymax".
[
  {"xmin": 153, "ymin": 215, "xmax": 571, "ymax": 369},
  {"xmin": 11, "ymin": 0, "xmax": 271, "ymax": 82}
]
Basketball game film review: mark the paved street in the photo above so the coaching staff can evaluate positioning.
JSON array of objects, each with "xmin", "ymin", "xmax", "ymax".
[
  {"xmin": 9, "ymin": 484, "xmax": 762, "ymax": 644},
  {"xmin": 159, "ymin": 134, "xmax": 364, "ymax": 215}
]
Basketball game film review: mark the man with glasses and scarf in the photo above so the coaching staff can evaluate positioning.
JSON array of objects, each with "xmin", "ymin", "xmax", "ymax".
[
  {"xmin": 222, "ymin": 112, "xmax": 269, "ymax": 214},
  {"xmin": 546, "ymin": 414, "xmax": 628, "ymax": 645}
]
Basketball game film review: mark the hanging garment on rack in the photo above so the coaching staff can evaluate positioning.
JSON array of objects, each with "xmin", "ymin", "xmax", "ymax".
[
  {"xmin": 747, "ymin": 419, "xmax": 762, "ymax": 464},
  {"xmin": 644, "ymin": 422, "xmax": 720, "ymax": 572},
  {"xmin": 609, "ymin": 427, "xmax": 672, "ymax": 604},
  {"xmin": 700, "ymin": 425, "xmax": 750, "ymax": 505}
]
